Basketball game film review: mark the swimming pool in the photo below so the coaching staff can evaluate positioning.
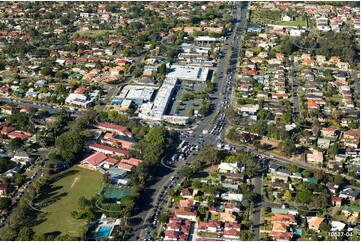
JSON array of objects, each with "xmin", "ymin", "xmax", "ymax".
[
  {"xmin": 95, "ymin": 226, "xmax": 111, "ymax": 239},
  {"xmin": 215, "ymin": 204, "xmax": 223, "ymax": 210},
  {"xmin": 295, "ymin": 229, "xmax": 302, "ymax": 236}
]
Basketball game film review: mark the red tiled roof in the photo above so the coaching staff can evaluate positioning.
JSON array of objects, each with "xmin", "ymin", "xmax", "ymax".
[
  {"xmin": 0, "ymin": 182, "xmax": 9, "ymax": 191},
  {"xmin": 81, "ymin": 152, "xmax": 108, "ymax": 166},
  {"xmin": 8, "ymin": 131, "xmax": 32, "ymax": 140},
  {"xmin": 181, "ymin": 188, "xmax": 193, "ymax": 196},
  {"xmin": 224, "ymin": 228, "xmax": 240, "ymax": 237},
  {"xmin": 121, "ymin": 158, "xmax": 142, "ymax": 166},
  {"xmin": 89, "ymin": 143, "xmax": 129, "ymax": 156},
  {"xmin": 118, "ymin": 162, "xmax": 133, "ymax": 171},
  {"xmin": 95, "ymin": 122, "xmax": 132, "ymax": 136}
]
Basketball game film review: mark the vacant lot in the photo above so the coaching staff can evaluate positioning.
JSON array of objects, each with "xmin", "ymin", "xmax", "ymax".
[{"xmin": 32, "ymin": 166, "xmax": 102, "ymax": 237}]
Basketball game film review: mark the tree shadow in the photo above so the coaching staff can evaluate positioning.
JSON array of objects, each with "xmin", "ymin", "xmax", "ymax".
[
  {"xmin": 34, "ymin": 185, "xmax": 63, "ymax": 202},
  {"xmin": 43, "ymin": 231, "xmax": 62, "ymax": 239},
  {"xmin": 50, "ymin": 169, "xmax": 79, "ymax": 183}
]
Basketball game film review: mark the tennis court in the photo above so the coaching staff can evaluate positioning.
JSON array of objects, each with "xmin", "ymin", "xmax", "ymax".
[{"xmin": 101, "ymin": 186, "xmax": 132, "ymax": 203}]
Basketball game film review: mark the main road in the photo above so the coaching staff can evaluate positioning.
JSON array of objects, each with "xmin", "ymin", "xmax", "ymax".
[{"xmin": 130, "ymin": 1, "xmax": 249, "ymax": 240}]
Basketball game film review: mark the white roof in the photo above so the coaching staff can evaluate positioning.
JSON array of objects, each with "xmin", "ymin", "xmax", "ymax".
[
  {"xmin": 222, "ymin": 193, "xmax": 243, "ymax": 202},
  {"xmin": 331, "ymin": 221, "xmax": 346, "ymax": 231},
  {"xmin": 166, "ymin": 64, "xmax": 209, "ymax": 82},
  {"xmin": 195, "ymin": 36, "xmax": 218, "ymax": 42},
  {"xmin": 218, "ymin": 162, "xmax": 240, "ymax": 171}
]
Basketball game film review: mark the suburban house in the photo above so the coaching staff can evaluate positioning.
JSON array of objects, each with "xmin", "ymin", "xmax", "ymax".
[
  {"xmin": 11, "ymin": 151, "xmax": 31, "ymax": 166},
  {"xmin": 218, "ymin": 162, "xmax": 242, "ymax": 174},
  {"xmin": 247, "ymin": 24, "xmax": 263, "ymax": 33},
  {"xmin": 306, "ymin": 150, "xmax": 324, "ymax": 165},
  {"xmin": 0, "ymin": 182, "xmax": 9, "ymax": 196},
  {"xmin": 326, "ymin": 182, "xmax": 340, "ymax": 194},
  {"xmin": 306, "ymin": 216, "xmax": 325, "ymax": 232},
  {"xmin": 175, "ymin": 207, "xmax": 197, "ymax": 221},
  {"xmin": 198, "ymin": 221, "xmax": 222, "ymax": 233},
  {"xmin": 341, "ymin": 205, "xmax": 359, "ymax": 218},
  {"xmin": 181, "ymin": 188, "xmax": 194, "ymax": 199},
  {"xmin": 8, "ymin": 130, "xmax": 33, "ymax": 140},
  {"xmin": 331, "ymin": 196, "xmax": 343, "ymax": 207},
  {"xmin": 339, "ymin": 188, "xmax": 360, "ymax": 201},
  {"xmin": 223, "ymin": 227, "xmax": 241, "ymax": 239},
  {"xmin": 271, "ymin": 214, "xmax": 297, "ymax": 225}
]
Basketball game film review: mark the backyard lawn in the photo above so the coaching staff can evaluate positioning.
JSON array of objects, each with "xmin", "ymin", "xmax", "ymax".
[
  {"xmin": 32, "ymin": 166, "xmax": 103, "ymax": 237},
  {"xmin": 276, "ymin": 17, "xmax": 307, "ymax": 27}
]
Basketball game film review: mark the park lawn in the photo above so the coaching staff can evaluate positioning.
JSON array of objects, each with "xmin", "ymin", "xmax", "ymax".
[{"xmin": 32, "ymin": 166, "xmax": 103, "ymax": 237}]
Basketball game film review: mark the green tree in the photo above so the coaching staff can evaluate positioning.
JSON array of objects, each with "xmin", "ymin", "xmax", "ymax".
[
  {"xmin": 180, "ymin": 166, "xmax": 194, "ymax": 178},
  {"xmin": 284, "ymin": 190, "xmax": 292, "ymax": 202},
  {"xmin": 0, "ymin": 158, "xmax": 15, "ymax": 173},
  {"xmin": 282, "ymin": 110, "xmax": 292, "ymax": 123},
  {"xmin": 0, "ymin": 197, "xmax": 11, "ymax": 210},
  {"xmin": 277, "ymin": 139, "xmax": 296, "ymax": 156},
  {"xmin": 319, "ymin": 222, "xmax": 330, "ymax": 232},
  {"xmin": 198, "ymin": 145, "xmax": 220, "ymax": 165},
  {"xmin": 158, "ymin": 211, "xmax": 170, "ymax": 223},
  {"xmin": 239, "ymin": 230, "xmax": 254, "ymax": 240},
  {"xmin": 188, "ymin": 108, "xmax": 194, "ymax": 116},
  {"xmin": 333, "ymin": 175, "xmax": 345, "ymax": 185},
  {"xmin": 78, "ymin": 196, "xmax": 87, "ymax": 209},
  {"xmin": 17, "ymin": 227, "xmax": 34, "ymax": 241},
  {"xmin": 9, "ymin": 138, "xmax": 23, "ymax": 149},
  {"xmin": 297, "ymin": 190, "xmax": 312, "ymax": 204},
  {"xmin": 158, "ymin": 63, "xmax": 166, "ymax": 75},
  {"xmin": 302, "ymin": 170, "xmax": 312, "ymax": 178},
  {"xmin": 328, "ymin": 143, "xmax": 340, "ymax": 158},
  {"xmin": 41, "ymin": 66, "xmax": 53, "ymax": 76}
]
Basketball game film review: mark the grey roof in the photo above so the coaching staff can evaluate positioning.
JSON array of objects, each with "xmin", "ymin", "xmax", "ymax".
[
  {"xmin": 278, "ymin": 168, "xmax": 291, "ymax": 176},
  {"xmin": 108, "ymin": 168, "xmax": 128, "ymax": 178},
  {"xmin": 269, "ymin": 164, "xmax": 280, "ymax": 170},
  {"xmin": 340, "ymin": 189, "xmax": 360, "ymax": 197}
]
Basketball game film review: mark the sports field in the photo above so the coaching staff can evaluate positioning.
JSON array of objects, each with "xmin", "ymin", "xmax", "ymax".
[{"xmin": 32, "ymin": 166, "xmax": 102, "ymax": 237}]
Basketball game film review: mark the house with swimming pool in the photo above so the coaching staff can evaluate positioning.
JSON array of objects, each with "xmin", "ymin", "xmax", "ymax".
[{"xmin": 93, "ymin": 214, "xmax": 121, "ymax": 239}]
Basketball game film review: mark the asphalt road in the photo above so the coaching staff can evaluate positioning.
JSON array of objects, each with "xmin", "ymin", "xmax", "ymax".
[
  {"xmin": 290, "ymin": 55, "xmax": 301, "ymax": 118},
  {"xmin": 0, "ymin": 97, "xmax": 83, "ymax": 116},
  {"xmin": 130, "ymin": 2, "xmax": 249, "ymax": 240},
  {"xmin": 252, "ymin": 176, "xmax": 262, "ymax": 241}
]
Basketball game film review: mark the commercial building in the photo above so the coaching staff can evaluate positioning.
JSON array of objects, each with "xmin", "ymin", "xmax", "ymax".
[
  {"xmin": 194, "ymin": 36, "xmax": 222, "ymax": 45},
  {"xmin": 65, "ymin": 90, "xmax": 99, "ymax": 108},
  {"xmin": 166, "ymin": 65, "xmax": 209, "ymax": 82},
  {"xmin": 139, "ymin": 77, "xmax": 178, "ymax": 122},
  {"xmin": 112, "ymin": 85, "xmax": 156, "ymax": 106}
]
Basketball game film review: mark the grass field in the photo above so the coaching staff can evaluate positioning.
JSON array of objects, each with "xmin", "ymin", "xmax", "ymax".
[
  {"xmin": 32, "ymin": 166, "xmax": 103, "ymax": 238},
  {"xmin": 276, "ymin": 17, "xmax": 307, "ymax": 27}
]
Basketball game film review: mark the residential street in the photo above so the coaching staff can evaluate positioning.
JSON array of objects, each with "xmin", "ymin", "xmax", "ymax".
[{"xmin": 252, "ymin": 175, "xmax": 263, "ymax": 241}]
